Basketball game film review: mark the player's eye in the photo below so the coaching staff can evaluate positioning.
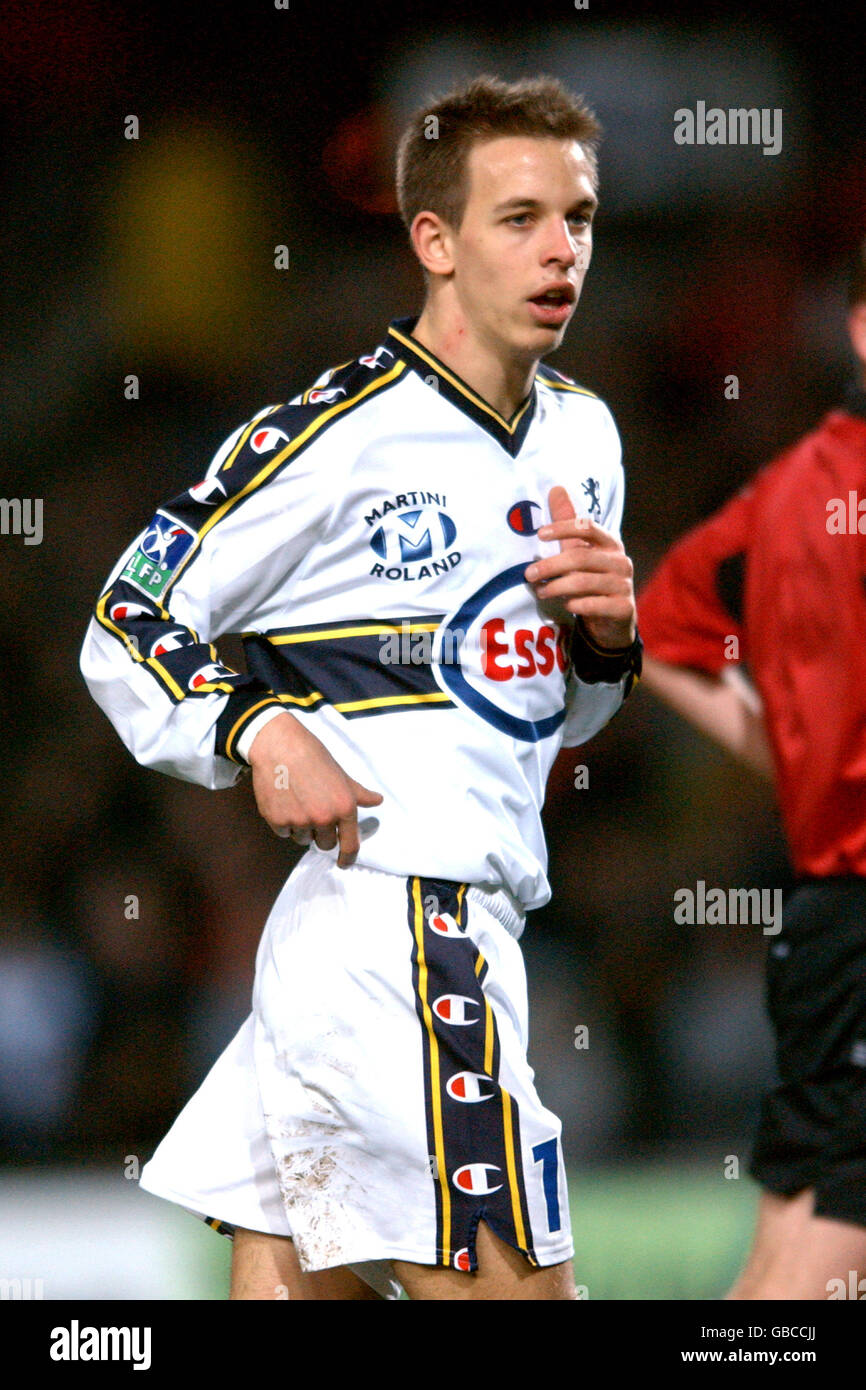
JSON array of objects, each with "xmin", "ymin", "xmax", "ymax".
[{"xmin": 508, "ymin": 212, "xmax": 532, "ymax": 226}]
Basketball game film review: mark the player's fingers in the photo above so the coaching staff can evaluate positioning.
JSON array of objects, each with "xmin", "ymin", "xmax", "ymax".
[
  {"xmin": 256, "ymin": 785, "xmax": 308, "ymax": 837},
  {"xmin": 314, "ymin": 824, "xmax": 339, "ymax": 852},
  {"xmin": 547, "ymin": 485, "xmax": 577, "ymax": 526},
  {"xmin": 526, "ymin": 550, "xmax": 631, "ymax": 581},
  {"xmin": 350, "ymin": 780, "xmax": 384, "ymax": 806},
  {"xmin": 265, "ymin": 814, "xmax": 309, "ymax": 840},
  {"xmin": 565, "ymin": 594, "xmax": 637, "ymax": 621},
  {"xmin": 534, "ymin": 563, "xmax": 631, "ymax": 591},
  {"xmin": 266, "ymin": 821, "xmax": 292, "ymax": 839},
  {"xmin": 336, "ymin": 812, "xmax": 361, "ymax": 869},
  {"xmin": 537, "ymin": 517, "xmax": 621, "ymax": 548},
  {"xmin": 534, "ymin": 573, "xmax": 630, "ymax": 602}
]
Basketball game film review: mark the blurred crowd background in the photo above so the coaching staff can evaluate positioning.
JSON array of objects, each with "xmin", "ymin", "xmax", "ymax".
[{"xmin": 2, "ymin": 0, "xmax": 865, "ymax": 1270}]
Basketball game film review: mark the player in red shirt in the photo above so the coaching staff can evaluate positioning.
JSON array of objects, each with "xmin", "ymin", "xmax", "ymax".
[{"xmin": 637, "ymin": 239, "xmax": 866, "ymax": 1300}]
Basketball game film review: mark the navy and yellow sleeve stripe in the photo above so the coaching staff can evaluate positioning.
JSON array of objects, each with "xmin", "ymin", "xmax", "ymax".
[{"xmin": 93, "ymin": 353, "xmax": 407, "ymax": 754}]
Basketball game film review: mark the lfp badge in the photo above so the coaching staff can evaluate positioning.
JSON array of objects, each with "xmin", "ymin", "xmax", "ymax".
[{"xmin": 122, "ymin": 511, "xmax": 196, "ymax": 600}]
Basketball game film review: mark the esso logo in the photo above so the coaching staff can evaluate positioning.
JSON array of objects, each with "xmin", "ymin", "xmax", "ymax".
[
  {"xmin": 436, "ymin": 564, "xmax": 572, "ymax": 742},
  {"xmin": 480, "ymin": 619, "xmax": 569, "ymax": 682}
]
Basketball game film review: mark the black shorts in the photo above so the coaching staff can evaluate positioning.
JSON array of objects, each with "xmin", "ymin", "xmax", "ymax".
[{"xmin": 749, "ymin": 877, "xmax": 866, "ymax": 1226}]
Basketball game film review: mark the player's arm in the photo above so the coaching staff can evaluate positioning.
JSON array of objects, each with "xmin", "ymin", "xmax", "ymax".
[
  {"xmin": 636, "ymin": 483, "xmax": 774, "ymax": 778},
  {"xmin": 640, "ymin": 654, "xmax": 773, "ymax": 777},
  {"xmin": 79, "ymin": 410, "xmax": 381, "ymax": 865}
]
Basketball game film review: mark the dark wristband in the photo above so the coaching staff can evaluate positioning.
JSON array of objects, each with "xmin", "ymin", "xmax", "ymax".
[{"xmin": 570, "ymin": 617, "xmax": 643, "ymax": 689}]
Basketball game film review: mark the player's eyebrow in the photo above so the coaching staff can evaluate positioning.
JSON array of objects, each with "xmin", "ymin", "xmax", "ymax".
[{"xmin": 493, "ymin": 195, "xmax": 598, "ymax": 215}]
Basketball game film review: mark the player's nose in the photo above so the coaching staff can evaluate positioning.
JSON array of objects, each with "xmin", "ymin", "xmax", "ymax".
[{"xmin": 543, "ymin": 218, "xmax": 579, "ymax": 267}]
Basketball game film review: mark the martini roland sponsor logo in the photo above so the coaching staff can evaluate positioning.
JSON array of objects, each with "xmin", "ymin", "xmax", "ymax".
[
  {"xmin": 365, "ymin": 491, "xmax": 460, "ymax": 580},
  {"xmin": 50, "ymin": 1320, "xmax": 152, "ymax": 1370}
]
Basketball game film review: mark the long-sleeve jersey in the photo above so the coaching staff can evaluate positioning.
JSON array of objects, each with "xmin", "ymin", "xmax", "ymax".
[
  {"xmin": 81, "ymin": 316, "xmax": 641, "ymax": 910},
  {"xmin": 637, "ymin": 389, "xmax": 866, "ymax": 878}
]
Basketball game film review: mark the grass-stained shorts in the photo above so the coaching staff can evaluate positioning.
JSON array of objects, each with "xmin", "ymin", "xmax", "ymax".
[{"xmin": 140, "ymin": 848, "xmax": 574, "ymax": 1294}]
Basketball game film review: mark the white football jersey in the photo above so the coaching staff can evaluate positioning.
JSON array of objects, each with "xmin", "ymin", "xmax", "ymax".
[{"xmin": 80, "ymin": 317, "xmax": 640, "ymax": 910}]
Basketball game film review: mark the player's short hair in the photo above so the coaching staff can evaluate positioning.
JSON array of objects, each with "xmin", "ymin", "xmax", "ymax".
[
  {"xmin": 395, "ymin": 74, "xmax": 601, "ymax": 237},
  {"xmin": 848, "ymin": 235, "xmax": 866, "ymax": 308}
]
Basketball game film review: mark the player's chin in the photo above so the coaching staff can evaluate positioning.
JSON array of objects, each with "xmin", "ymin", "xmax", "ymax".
[{"xmin": 522, "ymin": 307, "xmax": 572, "ymax": 351}]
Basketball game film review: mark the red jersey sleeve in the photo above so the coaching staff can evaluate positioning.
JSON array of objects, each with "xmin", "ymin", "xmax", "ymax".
[{"xmin": 637, "ymin": 485, "xmax": 756, "ymax": 674}]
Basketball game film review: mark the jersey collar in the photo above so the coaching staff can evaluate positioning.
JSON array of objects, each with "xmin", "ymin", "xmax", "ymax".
[{"xmin": 385, "ymin": 316, "xmax": 537, "ymax": 457}]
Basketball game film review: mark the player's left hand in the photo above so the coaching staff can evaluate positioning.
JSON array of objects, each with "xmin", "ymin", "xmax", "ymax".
[{"xmin": 525, "ymin": 486, "xmax": 636, "ymax": 650}]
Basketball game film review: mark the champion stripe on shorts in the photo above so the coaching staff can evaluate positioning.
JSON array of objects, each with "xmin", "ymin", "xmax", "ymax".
[
  {"xmin": 139, "ymin": 850, "xmax": 574, "ymax": 1278},
  {"xmin": 407, "ymin": 875, "xmax": 536, "ymax": 1270}
]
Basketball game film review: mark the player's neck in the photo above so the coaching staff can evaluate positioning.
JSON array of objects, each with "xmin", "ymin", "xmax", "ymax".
[{"xmin": 411, "ymin": 303, "xmax": 536, "ymax": 422}]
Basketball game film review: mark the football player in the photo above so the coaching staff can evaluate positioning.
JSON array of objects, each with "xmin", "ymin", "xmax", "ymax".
[
  {"xmin": 81, "ymin": 74, "xmax": 640, "ymax": 1301},
  {"xmin": 638, "ymin": 237, "xmax": 866, "ymax": 1300}
]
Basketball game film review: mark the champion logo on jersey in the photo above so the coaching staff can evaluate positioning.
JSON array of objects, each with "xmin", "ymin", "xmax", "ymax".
[
  {"xmin": 308, "ymin": 386, "xmax": 347, "ymax": 404},
  {"xmin": 446, "ymin": 1072, "xmax": 496, "ymax": 1103},
  {"xmin": 250, "ymin": 426, "xmax": 291, "ymax": 454},
  {"xmin": 507, "ymin": 500, "xmax": 543, "ymax": 535},
  {"xmin": 452, "ymin": 1163, "xmax": 503, "ymax": 1196},
  {"xmin": 429, "ymin": 912, "xmax": 464, "ymax": 938},
  {"xmin": 150, "ymin": 630, "xmax": 187, "ymax": 657},
  {"xmin": 359, "ymin": 345, "xmax": 394, "ymax": 369},
  {"xmin": 188, "ymin": 475, "xmax": 227, "ymax": 503},
  {"xmin": 432, "ymin": 994, "xmax": 479, "ymax": 1025},
  {"xmin": 109, "ymin": 600, "xmax": 152, "ymax": 622},
  {"xmin": 453, "ymin": 1248, "xmax": 472, "ymax": 1272},
  {"xmin": 188, "ymin": 661, "xmax": 229, "ymax": 691},
  {"xmin": 366, "ymin": 492, "xmax": 460, "ymax": 582}
]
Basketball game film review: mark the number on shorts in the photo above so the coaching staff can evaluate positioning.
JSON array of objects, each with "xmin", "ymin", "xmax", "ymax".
[{"xmin": 532, "ymin": 1136, "xmax": 561, "ymax": 1233}]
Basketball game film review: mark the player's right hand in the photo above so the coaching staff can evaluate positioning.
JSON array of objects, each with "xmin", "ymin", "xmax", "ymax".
[{"xmin": 247, "ymin": 713, "xmax": 383, "ymax": 868}]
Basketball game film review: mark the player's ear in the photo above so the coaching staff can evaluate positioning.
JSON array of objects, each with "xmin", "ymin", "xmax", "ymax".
[{"xmin": 410, "ymin": 210, "xmax": 456, "ymax": 279}]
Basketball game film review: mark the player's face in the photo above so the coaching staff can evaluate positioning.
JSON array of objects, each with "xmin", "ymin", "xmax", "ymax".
[{"xmin": 452, "ymin": 135, "xmax": 597, "ymax": 363}]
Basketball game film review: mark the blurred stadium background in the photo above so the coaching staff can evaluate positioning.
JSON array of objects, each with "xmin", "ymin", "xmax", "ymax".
[{"xmin": 2, "ymin": 0, "xmax": 864, "ymax": 1299}]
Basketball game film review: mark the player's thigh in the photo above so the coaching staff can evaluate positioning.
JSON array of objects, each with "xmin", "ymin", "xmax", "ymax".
[
  {"xmin": 393, "ymin": 1218, "xmax": 577, "ymax": 1301},
  {"xmin": 230, "ymin": 1226, "xmax": 382, "ymax": 1301}
]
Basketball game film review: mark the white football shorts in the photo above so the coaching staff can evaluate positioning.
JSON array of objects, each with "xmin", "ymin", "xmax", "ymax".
[{"xmin": 140, "ymin": 847, "xmax": 574, "ymax": 1295}]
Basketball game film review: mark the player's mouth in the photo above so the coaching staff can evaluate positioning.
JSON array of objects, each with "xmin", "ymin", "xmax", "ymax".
[{"xmin": 527, "ymin": 282, "xmax": 575, "ymax": 327}]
